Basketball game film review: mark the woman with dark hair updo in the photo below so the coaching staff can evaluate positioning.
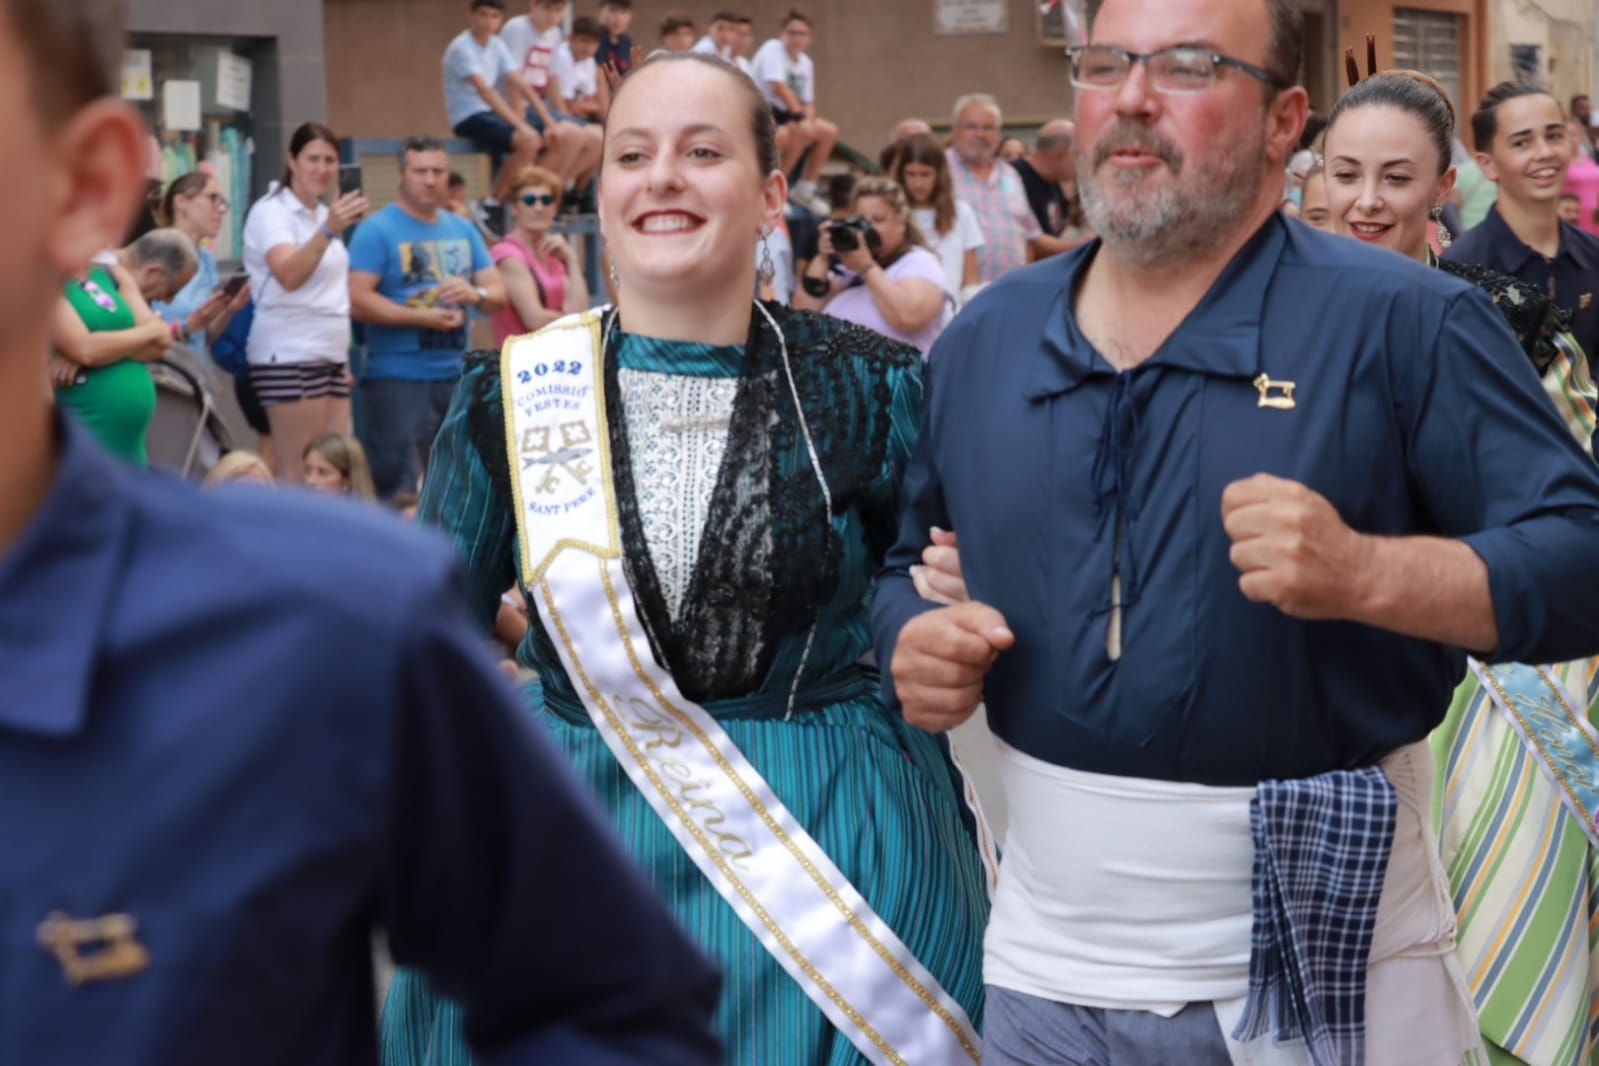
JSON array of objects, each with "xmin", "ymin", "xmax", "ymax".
[
  {"xmin": 1323, "ymin": 68, "xmax": 1599, "ymax": 1066},
  {"xmin": 1323, "ymin": 70, "xmax": 1593, "ymax": 435},
  {"xmin": 380, "ymin": 51, "xmax": 990, "ymax": 1066}
]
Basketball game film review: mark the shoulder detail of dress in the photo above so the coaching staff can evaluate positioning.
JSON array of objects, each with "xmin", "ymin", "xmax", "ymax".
[
  {"xmin": 459, "ymin": 349, "xmax": 512, "ymax": 505},
  {"xmin": 1435, "ymin": 257, "xmax": 1572, "ymax": 373},
  {"xmin": 767, "ymin": 304, "xmax": 922, "ymax": 374}
]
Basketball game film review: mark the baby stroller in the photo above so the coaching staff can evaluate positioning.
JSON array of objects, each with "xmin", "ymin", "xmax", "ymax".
[{"xmin": 146, "ymin": 345, "xmax": 236, "ymax": 479}]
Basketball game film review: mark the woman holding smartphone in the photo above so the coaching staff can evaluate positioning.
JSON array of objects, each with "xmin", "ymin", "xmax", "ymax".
[
  {"xmin": 242, "ymin": 122, "xmax": 369, "ymax": 483},
  {"xmin": 152, "ymin": 171, "xmax": 250, "ymax": 363}
]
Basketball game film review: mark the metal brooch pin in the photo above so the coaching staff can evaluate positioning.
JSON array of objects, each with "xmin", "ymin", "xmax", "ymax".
[
  {"xmin": 1254, "ymin": 373, "xmax": 1297, "ymax": 410},
  {"xmin": 37, "ymin": 912, "xmax": 150, "ymax": 985}
]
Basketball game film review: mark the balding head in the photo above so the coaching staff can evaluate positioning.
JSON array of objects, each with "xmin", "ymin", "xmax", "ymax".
[
  {"xmin": 892, "ymin": 118, "xmax": 933, "ymax": 142},
  {"xmin": 1029, "ymin": 120, "xmax": 1077, "ymax": 182}
]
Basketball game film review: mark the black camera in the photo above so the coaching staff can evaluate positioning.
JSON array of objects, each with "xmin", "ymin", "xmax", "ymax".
[{"xmin": 826, "ymin": 216, "xmax": 881, "ymax": 256}]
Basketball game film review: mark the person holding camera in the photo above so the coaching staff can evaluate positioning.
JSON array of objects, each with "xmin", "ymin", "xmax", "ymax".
[{"xmin": 793, "ymin": 176, "xmax": 951, "ymax": 357}]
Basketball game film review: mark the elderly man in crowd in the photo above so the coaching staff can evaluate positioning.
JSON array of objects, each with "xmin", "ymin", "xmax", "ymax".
[
  {"xmin": 1010, "ymin": 119, "xmax": 1085, "ymax": 243},
  {"xmin": 946, "ymin": 93, "xmax": 1073, "ymax": 282}
]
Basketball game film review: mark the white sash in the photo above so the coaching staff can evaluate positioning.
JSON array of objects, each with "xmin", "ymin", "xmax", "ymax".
[{"xmin": 501, "ymin": 312, "xmax": 982, "ymax": 1066}]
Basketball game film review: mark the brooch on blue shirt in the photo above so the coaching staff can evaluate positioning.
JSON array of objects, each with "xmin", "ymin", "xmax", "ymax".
[
  {"xmin": 1254, "ymin": 374, "xmax": 1297, "ymax": 410},
  {"xmin": 37, "ymin": 912, "xmax": 150, "ymax": 985}
]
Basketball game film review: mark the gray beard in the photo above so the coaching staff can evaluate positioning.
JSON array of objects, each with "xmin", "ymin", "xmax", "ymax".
[{"xmin": 1079, "ymin": 125, "xmax": 1267, "ymax": 270}]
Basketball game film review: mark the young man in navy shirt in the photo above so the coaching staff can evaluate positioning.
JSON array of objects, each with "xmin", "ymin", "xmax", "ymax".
[
  {"xmin": 0, "ymin": 3, "xmax": 720, "ymax": 1061},
  {"xmin": 1448, "ymin": 81, "xmax": 1599, "ymax": 375}
]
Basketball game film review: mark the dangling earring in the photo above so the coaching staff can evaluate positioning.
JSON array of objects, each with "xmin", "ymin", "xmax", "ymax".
[
  {"xmin": 1431, "ymin": 203, "xmax": 1452, "ymax": 249},
  {"xmin": 608, "ymin": 260, "xmax": 621, "ymax": 289},
  {"xmin": 758, "ymin": 228, "xmax": 776, "ymax": 287}
]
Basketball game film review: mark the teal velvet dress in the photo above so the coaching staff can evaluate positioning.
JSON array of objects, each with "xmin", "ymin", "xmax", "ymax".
[{"xmin": 380, "ymin": 305, "xmax": 990, "ymax": 1065}]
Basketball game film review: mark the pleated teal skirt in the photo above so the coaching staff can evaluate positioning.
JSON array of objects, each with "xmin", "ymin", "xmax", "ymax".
[{"xmin": 380, "ymin": 691, "xmax": 991, "ymax": 1065}]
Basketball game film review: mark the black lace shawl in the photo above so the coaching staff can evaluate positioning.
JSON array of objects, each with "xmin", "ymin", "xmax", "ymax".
[
  {"xmin": 463, "ymin": 304, "xmax": 916, "ymax": 703},
  {"xmin": 1436, "ymin": 257, "xmax": 1576, "ymax": 376}
]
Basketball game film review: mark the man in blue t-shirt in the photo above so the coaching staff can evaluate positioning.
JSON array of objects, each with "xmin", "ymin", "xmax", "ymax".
[{"xmin": 349, "ymin": 135, "xmax": 506, "ymax": 499}]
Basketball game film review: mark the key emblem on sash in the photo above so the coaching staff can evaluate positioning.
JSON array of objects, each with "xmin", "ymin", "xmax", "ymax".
[
  {"xmin": 519, "ymin": 420, "xmax": 594, "ymax": 494},
  {"xmin": 1254, "ymin": 373, "xmax": 1297, "ymax": 410},
  {"xmin": 1581, "ymin": 293, "xmax": 1592, "ymax": 311},
  {"xmin": 37, "ymin": 912, "xmax": 150, "ymax": 985}
]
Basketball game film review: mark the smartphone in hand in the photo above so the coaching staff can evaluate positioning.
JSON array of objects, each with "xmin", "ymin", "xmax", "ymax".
[
  {"xmin": 219, "ymin": 272, "xmax": 248, "ymax": 298},
  {"xmin": 338, "ymin": 164, "xmax": 364, "ymax": 198}
]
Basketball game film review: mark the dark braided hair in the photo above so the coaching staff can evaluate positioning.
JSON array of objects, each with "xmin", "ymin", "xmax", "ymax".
[{"xmin": 1326, "ymin": 70, "xmax": 1456, "ymax": 176}]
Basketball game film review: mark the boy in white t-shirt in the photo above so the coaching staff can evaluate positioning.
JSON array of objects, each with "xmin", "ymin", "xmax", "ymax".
[
  {"xmin": 500, "ymin": 0, "xmax": 600, "ymax": 197},
  {"xmin": 750, "ymin": 10, "xmax": 836, "ymax": 211},
  {"xmin": 551, "ymin": 17, "xmax": 608, "ymax": 122},
  {"xmin": 731, "ymin": 15, "xmax": 756, "ymax": 77},
  {"xmin": 442, "ymin": 0, "xmax": 546, "ymax": 232},
  {"xmin": 691, "ymin": 10, "xmax": 739, "ymax": 60}
]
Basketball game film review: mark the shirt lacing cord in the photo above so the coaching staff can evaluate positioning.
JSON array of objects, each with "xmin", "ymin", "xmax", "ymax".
[{"xmin": 1089, "ymin": 372, "xmax": 1143, "ymax": 619}]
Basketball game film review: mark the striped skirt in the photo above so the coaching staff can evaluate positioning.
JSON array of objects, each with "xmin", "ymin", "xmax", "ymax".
[
  {"xmin": 1431, "ymin": 658, "xmax": 1599, "ymax": 1066},
  {"xmin": 247, "ymin": 360, "xmax": 351, "ymax": 406},
  {"xmin": 380, "ymin": 690, "xmax": 991, "ymax": 1065}
]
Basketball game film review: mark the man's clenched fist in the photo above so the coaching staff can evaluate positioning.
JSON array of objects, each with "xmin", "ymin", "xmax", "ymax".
[
  {"xmin": 890, "ymin": 601, "xmax": 1014, "ymax": 733},
  {"xmin": 1221, "ymin": 473, "xmax": 1373, "ymax": 620}
]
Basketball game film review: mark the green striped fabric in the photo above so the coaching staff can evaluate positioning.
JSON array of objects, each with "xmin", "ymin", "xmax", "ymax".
[
  {"xmin": 1428, "ymin": 298, "xmax": 1599, "ymax": 1066},
  {"xmin": 1431, "ymin": 658, "xmax": 1599, "ymax": 1066}
]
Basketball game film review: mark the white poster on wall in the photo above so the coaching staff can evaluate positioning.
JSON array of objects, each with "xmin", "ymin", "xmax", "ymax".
[
  {"xmin": 216, "ymin": 52, "xmax": 252, "ymax": 112},
  {"xmin": 935, "ymin": 0, "xmax": 1008, "ymax": 35},
  {"xmin": 162, "ymin": 80, "xmax": 202, "ymax": 132},
  {"xmin": 121, "ymin": 49, "xmax": 153, "ymax": 101}
]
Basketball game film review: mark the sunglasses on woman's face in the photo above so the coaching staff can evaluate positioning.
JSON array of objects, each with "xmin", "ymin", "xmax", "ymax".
[{"xmin": 520, "ymin": 192, "xmax": 557, "ymax": 206}]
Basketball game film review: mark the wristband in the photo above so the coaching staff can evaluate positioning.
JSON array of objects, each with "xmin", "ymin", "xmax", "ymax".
[
  {"xmin": 801, "ymin": 275, "xmax": 831, "ymax": 299},
  {"xmin": 170, "ymin": 320, "xmax": 187, "ymax": 342},
  {"xmin": 318, "ymin": 224, "xmax": 334, "ymax": 240}
]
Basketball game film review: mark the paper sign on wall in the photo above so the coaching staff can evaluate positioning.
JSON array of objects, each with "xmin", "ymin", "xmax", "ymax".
[
  {"xmin": 216, "ymin": 52, "xmax": 252, "ymax": 111},
  {"xmin": 122, "ymin": 49, "xmax": 153, "ymax": 101},
  {"xmin": 162, "ymin": 80, "xmax": 202, "ymax": 132},
  {"xmin": 935, "ymin": 0, "xmax": 1008, "ymax": 35}
]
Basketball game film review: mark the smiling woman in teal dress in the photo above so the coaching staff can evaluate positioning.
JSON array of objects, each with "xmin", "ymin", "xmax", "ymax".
[{"xmin": 380, "ymin": 51, "xmax": 992, "ymax": 1066}]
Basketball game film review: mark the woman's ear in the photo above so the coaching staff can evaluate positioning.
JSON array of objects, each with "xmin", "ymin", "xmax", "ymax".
[
  {"xmin": 763, "ymin": 169, "xmax": 789, "ymax": 229},
  {"xmin": 42, "ymin": 99, "xmax": 149, "ymax": 279}
]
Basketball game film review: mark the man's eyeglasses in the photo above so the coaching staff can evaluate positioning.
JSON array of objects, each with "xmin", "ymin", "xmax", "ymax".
[
  {"xmin": 520, "ymin": 192, "xmax": 558, "ymax": 206},
  {"xmin": 1066, "ymin": 45, "xmax": 1286, "ymax": 94}
]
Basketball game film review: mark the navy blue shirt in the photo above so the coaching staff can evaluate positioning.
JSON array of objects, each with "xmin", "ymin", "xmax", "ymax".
[
  {"xmin": 1, "ymin": 419, "xmax": 720, "ymax": 1065},
  {"xmin": 873, "ymin": 216, "xmax": 1599, "ymax": 786},
  {"xmin": 1446, "ymin": 206, "xmax": 1599, "ymax": 374}
]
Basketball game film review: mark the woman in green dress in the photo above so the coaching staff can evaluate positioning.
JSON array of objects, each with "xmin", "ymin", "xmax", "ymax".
[
  {"xmin": 380, "ymin": 53, "xmax": 991, "ymax": 1066},
  {"xmin": 49, "ymin": 250, "xmax": 184, "ymax": 465}
]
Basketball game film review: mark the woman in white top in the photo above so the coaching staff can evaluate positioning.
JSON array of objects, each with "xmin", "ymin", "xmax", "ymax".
[
  {"xmin": 792, "ymin": 176, "xmax": 951, "ymax": 358},
  {"xmin": 241, "ymin": 122, "xmax": 368, "ymax": 483},
  {"xmin": 890, "ymin": 134, "xmax": 983, "ymax": 304}
]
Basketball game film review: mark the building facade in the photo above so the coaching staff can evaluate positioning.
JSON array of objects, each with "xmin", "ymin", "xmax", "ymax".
[{"xmin": 126, "ymin": 0, "xmax": 327, "ymax": 256}]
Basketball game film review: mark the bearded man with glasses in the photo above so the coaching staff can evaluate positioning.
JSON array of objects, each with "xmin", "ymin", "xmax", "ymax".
[{"xmin": 873, "ymin": 0, "xmax": 1599, "ymax": 1060}]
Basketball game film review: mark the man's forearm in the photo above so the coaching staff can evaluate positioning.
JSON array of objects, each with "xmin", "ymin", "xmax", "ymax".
[
  {"xmin": 1351, "ymin": 534, "xmax": 1498, "ymax": 654},
  {"xmin": 351, "ymin": 290, "xmax": 432, "ymax": 329}
]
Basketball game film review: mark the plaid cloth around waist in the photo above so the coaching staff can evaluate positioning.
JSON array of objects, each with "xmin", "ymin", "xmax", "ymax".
[{"xmin": 1232, "ymin": 767, "xmax": 1397, "ymax": 1066}]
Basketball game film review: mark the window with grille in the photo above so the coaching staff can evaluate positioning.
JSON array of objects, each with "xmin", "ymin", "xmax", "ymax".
[{"xmin": 1392, "ymin": 8, "xmax": 1463, "ymax": 120}]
